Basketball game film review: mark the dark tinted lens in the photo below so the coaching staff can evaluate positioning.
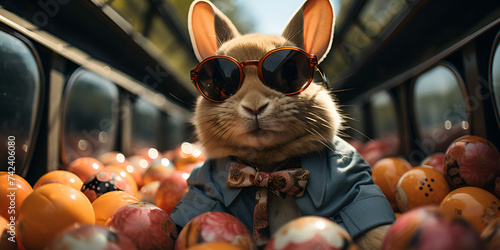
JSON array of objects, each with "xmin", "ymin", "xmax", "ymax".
[
  {"xmin": 261, "ymin": 49, "xmax": 312, "ymax": 94},
  {"xmin": 197, "ymin": 58, "xmax": 241, "ymax": 101}
]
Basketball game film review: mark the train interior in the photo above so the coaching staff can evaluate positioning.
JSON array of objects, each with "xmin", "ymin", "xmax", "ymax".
[{"xmin": 1, "ymin": 0, "xmax": 500, "ymax": 248}]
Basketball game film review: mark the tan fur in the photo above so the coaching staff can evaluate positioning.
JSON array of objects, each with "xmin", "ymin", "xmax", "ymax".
[
  {"xmin": 189, "ymin": 1, "xmax": 390, "ymax": 248},
  {"xmin": 355, "ymin": 225, "xmax": 391, "ymax": 250}
]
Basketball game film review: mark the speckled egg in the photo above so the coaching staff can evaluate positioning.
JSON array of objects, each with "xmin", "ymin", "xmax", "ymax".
[
  {"xmin": 265, "ymin": 216, "xmax": 355, "ymax": 250},
  {"xmin": 395, "ymin": 166, "xmax": 450, "ymax": 212},
  {"xmin": 440, "ymin": 186, "xmax": 500, "ymax": 233},
  {"xmin": 81, "ymin": 170, "xmax": 134, "ymax": 202}
]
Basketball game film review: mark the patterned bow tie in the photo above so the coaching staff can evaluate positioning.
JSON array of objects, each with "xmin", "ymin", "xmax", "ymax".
[{"xmin": 226, "ymin": 160, "xmax": 310, "ymax": 247}]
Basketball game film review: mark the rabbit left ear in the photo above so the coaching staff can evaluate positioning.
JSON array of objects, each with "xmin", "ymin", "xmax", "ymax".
[
  {"xmin": 188, "ymin": 0, "xmax": 240, "ymax": 61},
  {"xmin": 282, "ymin": 0, "xmax": 335, "ymax": 63}
]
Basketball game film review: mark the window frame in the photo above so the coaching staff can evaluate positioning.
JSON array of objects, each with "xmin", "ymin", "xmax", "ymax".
[
  {"xmin": 60, "ymin": 68, "xmax": 119, "ymax": 165},
  {"xmin": 410, "ymin": 61, "xmax": 471, "ymax": 152},
  {"xmin": 0, "ymin": 27, "xmax": 45, "ymax": 177},
  {"xmin": 488, "ymin": 30, "xmax": 500, "ymax": 128}
]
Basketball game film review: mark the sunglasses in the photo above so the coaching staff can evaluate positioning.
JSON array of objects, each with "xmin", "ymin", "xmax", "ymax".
[{"xmin": 190, "ymin": 47, "xmax": 318, "ymax": 103}]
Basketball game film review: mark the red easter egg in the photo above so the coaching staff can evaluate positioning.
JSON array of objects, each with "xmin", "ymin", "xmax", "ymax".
[
  {"xmin": 444, "ymin": 135, "xmax": 500, "ymax": 189},
  {"xmin": 395, "ymin": 166, "xmax": 450, "ymax": 212},
  {"xmin": 265, "ymin": 216, "xmax": 355, "ymax": 250},
  {"xmin": 46, "ymin": 224, "xmax": 136, "ymax": 250},
  {"xmin": 106, "ymin": 202, "xmax": 178, "ymax": 249},
  {"xmin": 440, "ymin": 186, "xmax": 500, "ymax": 233},
  {"xmin": 372, "ymin": 157, "xmax": 413, "ymax": 211},
  {"xmin": 382, "ymin": 206, "xmax": 484, "ymax": 250},
  {"xmin": 175, "ymin": 211, "xmax": 255, "ymax": 250},
  {"xmin": 66, "ymin": 157, "xmax": 104, "ymax": 182},
  {"xmin": 421, "ymin": 153, "xmax": 446, "ymax": 174},
  {"xmin": 154, "ymin": 171, "xmax": 189, "ymax": 215}
]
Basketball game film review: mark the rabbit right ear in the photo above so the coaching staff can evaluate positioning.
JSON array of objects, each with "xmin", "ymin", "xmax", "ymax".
[{"xmin": 188, "ymin": 0, "xmax": 240, "ymax": 61}]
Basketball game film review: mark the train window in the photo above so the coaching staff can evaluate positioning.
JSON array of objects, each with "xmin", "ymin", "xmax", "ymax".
[
  {"xmin": 369, "ymin": 91, "xmax": 399, "ymax": 148},
  {"xmin": 61, "ymin": 70, "xmax": 119, "ymax": 164},
  {"xmin": 131, "ymin": 97, "xmax": 160, "ymax": 153},
  {"xmin": 0, "ymin": 30, "xmax": 42, "ymax": 175},
  {"xmin": 491, "ymin": 38, "xmax": 500, "ymax": 123},
  {"xmin": 413, "ymin": 64, "xmax": 470, "ymax": 152}
]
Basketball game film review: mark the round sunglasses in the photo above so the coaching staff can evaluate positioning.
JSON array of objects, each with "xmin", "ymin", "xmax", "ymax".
[{"xmin": 190, "ymin": 47, "xmax": 319, "ymax": 103}]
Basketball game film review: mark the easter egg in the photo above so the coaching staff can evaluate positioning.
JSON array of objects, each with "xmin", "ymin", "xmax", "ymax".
[
  {"xmin": 382, "ymin": 206, "xmax": 484, "ymax": 250},
  {"xmin": 136, "ymin": 148, "xmax": 161, "ymax": 162},
  {"xmin": 0, "ymin": 215, "xmax": 16, "ymax": 250},
  {"xmin": 46, "ymin": 224, "xmax": 136, "ymax": 250},
  {"xmin": 106, "ymin": 202, "xmax": 178, "ymax": 249},
  {"xmin": 443, "ymin": 135, "xmax": 500, "ymax": 189},
  {"xmin": 174, "ymin": 142, "xmax": 205, "ymax": 172},
  {"xmin": 33, "ymin": 170, "xmax": 83, "ymax": 190},
  {"xmin": 421, "ymin": 152, "xmax": 446, "ymax": 174},
  {"xmin": 481, "ymin": 217, "xmax": 500, "ymax": 250},
  {"xmin": 154, "ymin": 171, "xmax": 189, "ymax": 215},
  {"xmin": 0, "ymin": 173, "xmax": 32, "ymax": 220},
  {"xmin": 108, "ymin": 160, "xmax": 143, "ymax": 188},
  {"xmin": 81, "ymin": 170, "xmax": 135, "ymax": 202},
  {"xmin": 175, "ymin": 211, "xmax": 255, "ymax": 250},
  {"xmin": 16, "ymin": 183, "xmax": 95, "ymax": 250},
  {"xmin": 91, "ymin": 191, "xmax": 139, "ymax": 226},
  {"xmin": 99, "ymin": 151, "xmax": 126, "ymax": 166},
  {"xmin": 128, "ymin": 155, "xmax": 151, "ymax": 175},
  {"xmin": 372, "ymin": 157, "xmax": 413, "ymax": 210},
  {"xmin": 395, "ymin": 166, "xmax": 450, "ymax": 212},
  {"xmin": 265, "ymin": 216, "xmax": 355, "ymax": 250},
  {"xmin": 142, "ymin": 158, "xmax": 176, "ymax": 186},
  {"xmin": 188, "ymin": 242, "xmax": 246, "ymax": 250},
  {"xmin": 104, "ymin": 166, "xmax": 139, "ymax": 196},
  {"xmin": 66, "ymin": 157, "xmax": 104, "ymax": 182},
  {"xmin": 440, "ymin": 186, "xmax": 500, "ymax": 233},
  {"xmin": 138, "ymin": 181, "xmax": 161, "ymax": 203}
]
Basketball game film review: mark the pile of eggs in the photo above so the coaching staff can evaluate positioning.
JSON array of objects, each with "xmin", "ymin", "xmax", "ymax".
[
  {"xmin": 371, "ymin": 135, "xmax": 500, "ymax": 249},
  {"xmin": 1, "ymin": 135, "xmax": 499, "ymax": 250},
  {"xmin": 0, "ymin": 142, "xmax": 206, "ymax": 250}
]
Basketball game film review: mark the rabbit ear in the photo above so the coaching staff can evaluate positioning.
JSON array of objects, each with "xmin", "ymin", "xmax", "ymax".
[
  {"xmin": 282, "ymin": 0, "xmax": 335, "ymax": 63},
  {"xmin": 188, "ymin": 0, "xmax": 240, "ymax": 61}
]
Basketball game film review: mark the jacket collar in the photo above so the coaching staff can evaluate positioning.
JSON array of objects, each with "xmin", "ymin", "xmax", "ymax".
[{"xmin": 219, "ymin": 149, "xmax": 327, "ymax": 208}]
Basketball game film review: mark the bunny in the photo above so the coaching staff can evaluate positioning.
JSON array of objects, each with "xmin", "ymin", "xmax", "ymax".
[{"xmin": 170, "ymin": 0, "xmax": 396, "ymax": 249}]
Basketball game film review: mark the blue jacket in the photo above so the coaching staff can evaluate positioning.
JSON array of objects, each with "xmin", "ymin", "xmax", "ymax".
[{"xmin": 170, "ymin": 137, "xmax": 396, "ymax": 239}]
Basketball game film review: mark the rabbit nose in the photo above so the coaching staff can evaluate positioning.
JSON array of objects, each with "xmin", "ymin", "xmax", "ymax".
[{"xmin": 242, "ymin": 103, "xmax": 269, "ymax": 116}]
